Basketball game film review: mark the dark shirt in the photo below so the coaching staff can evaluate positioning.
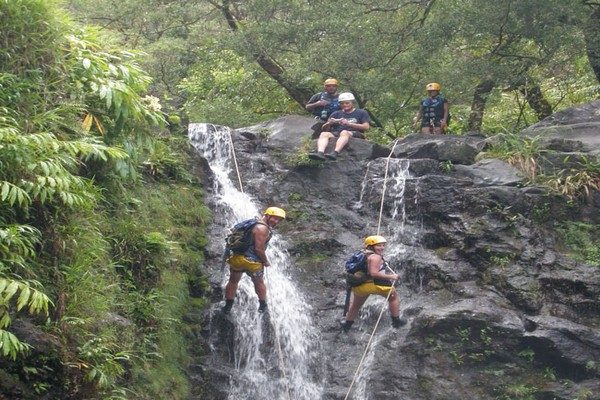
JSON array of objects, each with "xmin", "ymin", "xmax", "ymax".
[
  {"xmin": 308, "ymin": 92, "xmax": 340, "ymax": 120},
  {"xmin": 329, "ymin": 108, "xmax": 371, "ymax": 133}
]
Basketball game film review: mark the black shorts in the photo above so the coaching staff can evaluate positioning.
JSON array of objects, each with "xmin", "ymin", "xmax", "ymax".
[
  {"xmin": 332, "ymin": 130, "xmax": 365, "ymax": 139},
  {"xmin": 422, "ymin": 118, "xmax": 442, "ymax": 128}
]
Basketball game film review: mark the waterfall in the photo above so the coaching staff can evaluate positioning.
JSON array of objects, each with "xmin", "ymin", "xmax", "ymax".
[
  {"xmin": 188, "ymin": 124, "xmax": 324, "ymax": 400},
  {"xmin": 350, "ymin": 158, "xmax": 417, "ymax": 400}
]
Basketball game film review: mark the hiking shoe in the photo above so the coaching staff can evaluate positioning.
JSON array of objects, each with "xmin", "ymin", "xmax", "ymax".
[
  {"xmin": 325, "ymin": 151, "xmax": 338, "ymax": 160},
  {"xmin": 308, "ymin": 152, "xmax": 327, "ymax": 161},
  {"xmin": 222, "ymin": 299, "xmax": 234, "ymax": 314},
  {"xmin": 258, "ymin": 301, "xmax": 268, "ymax": 313},
  {"xmin": 340, "ymin": 320, "xmax": 354, "ymax": 332},
  {"xmin": 391, "ymin": 317, "xmax": 407, "ymax": 328}
]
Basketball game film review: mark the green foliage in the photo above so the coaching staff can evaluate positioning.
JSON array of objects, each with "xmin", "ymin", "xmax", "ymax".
[
  {"xmin": 556, "ymin": 222, "xmax": 600, "ymax": 266},
  {"xmin": 0, "ymin": 277, "xmax": 51, "ymax": 359},
  {"xmin": 544, "ymin": 156, "xmax": 600, "ymax": 199},
  {"xmin": 477, "ymin": 133, "xmax": 543, "ymax": 181}
]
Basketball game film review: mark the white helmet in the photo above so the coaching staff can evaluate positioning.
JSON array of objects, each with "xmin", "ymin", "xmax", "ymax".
[{"xmin": 338, "ymin": 92, "xmax": 355, "ymax": 102}]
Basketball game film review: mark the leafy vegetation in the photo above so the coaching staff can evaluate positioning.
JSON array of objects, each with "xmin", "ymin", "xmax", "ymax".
[{"xmin": 0, "ymin": 1, "xmax": 210, "ymax": 398}]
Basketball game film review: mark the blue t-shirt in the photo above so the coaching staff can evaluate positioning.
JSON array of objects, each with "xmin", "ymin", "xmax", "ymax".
[
  {"xmin": 329, "ymin": 109, "xmax": 370, "ymax": 133},
  {"xmin": 308, "ymin": 92, "xmax": 340, "ymax": 120}
]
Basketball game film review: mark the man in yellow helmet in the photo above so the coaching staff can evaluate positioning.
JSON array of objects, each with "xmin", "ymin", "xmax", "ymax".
[
  {"xmin": 222, "ymin": 207, "xmax": 286, "ymax": 314},
  {"xmin": 412, "ymin": 82, "xmax": 449, "ymax": 134},
  {"xmin": 341, "ymin": 235, "xmax": 405, "ymax": 331},
  {"xmin": 305, "ymin": 78, "xmax": 341, "ymax": 138}
]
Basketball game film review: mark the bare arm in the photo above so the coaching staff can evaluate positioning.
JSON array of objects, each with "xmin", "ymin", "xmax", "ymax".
[
  {"xmin": 252, "ymin": 224, "xmax": 271, "ymax": 266},
  {"xmin": 367, "ymin": 254, "xmax": 398, "ymax": 281}
]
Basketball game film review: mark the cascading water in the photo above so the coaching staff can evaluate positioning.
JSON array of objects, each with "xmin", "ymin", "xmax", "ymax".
[
  {"xmin": 350, "ymin": 158, "xmax": 419, "ymax": 400},
  {"xmin": 188, "ymin": 123, "xmax": 324, "ymax": 400}
]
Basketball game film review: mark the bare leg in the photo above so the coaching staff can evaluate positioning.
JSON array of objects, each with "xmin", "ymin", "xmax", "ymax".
[
  {"xmin": 334, "ymin": 130, "xmax": 352, "ymax": 152},
  {"xmin": 224, "ymin": 271, "xmax": 243, "ymax": 300},
  {"xmin": 345, "ymin": 293, "xmax": 369, "ymax": 322},
  {"xmin": 388, "ymin": 289, "xmax": 400, "ymax": 317},
  {"xmin": 421, "ymin": 126, "xmax": 433, "ymax": 134},
  {"xmin": 317, "ymin": 131, "xmax": 334, "ymax": 152},
  {"xmin": 252, "ymin": 275, "xmax": 267, "ymax": 301}
]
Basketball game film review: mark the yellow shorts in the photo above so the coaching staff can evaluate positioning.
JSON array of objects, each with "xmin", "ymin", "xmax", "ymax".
[
  {"xmin": 227, "ymin": 254, "xmax": 264, "ymax": 276},
  {"xmin": 352, "ymin": 281, "xmax": 394, "ymax": 297}
]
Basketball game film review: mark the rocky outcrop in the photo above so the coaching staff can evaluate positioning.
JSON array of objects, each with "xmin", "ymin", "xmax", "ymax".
[{"xmin": 194, "ymin": 111, "xmax": 599, "ymax": 400}]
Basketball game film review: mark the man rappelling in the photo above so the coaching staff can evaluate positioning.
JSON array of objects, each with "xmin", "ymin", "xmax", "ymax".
[
  {"xmin": 222, "ymin": 207, "xmax": 286, "ymax": 314},
  {"xmin": 413, "ymin": 82, "xmax": 450, "ymax": 134}
]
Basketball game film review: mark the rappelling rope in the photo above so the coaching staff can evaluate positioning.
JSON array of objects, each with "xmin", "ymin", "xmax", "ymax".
[
  {"xmin": 344, "ymin": 138, "xmax": 401, "ymax": 400},
  {"xmin": 376, "ymin": 139, "xmax": 401, "ymax": 235},
  {"xmin": 227, "ymin": 128, "xmax": 245, "ymax": 193},
  {"xmin": 227, "ymin": 130, "xmax": 290, "ymax": 400}
]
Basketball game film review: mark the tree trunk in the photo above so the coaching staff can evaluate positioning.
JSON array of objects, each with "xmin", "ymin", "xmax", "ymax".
[
  {"xmin": 217, "ymin": 1, "xmax": 314, "ymax": 107},
  {"xmin": 467, "ymin": 80, "xmax": 495, "ymax": 132},
  {"xmin": 520, "ymin": 82, "xmax": 553, "ymax": 121},
  {"xmin": 583, "ymin": 3, "xmax": 600, "ymax": 83}
]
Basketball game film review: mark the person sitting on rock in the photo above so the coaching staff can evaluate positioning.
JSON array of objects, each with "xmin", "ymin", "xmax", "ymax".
[
  {"xmin": 341, "ymin": 235, "xmax": 405, "ymax": 332},
  {"xmin": 305, "ymin": 78, "xmax": 341, "ymax": 138},
  {"xmin": 308, "ymin": 92, "xmax": 370, "ymax": 161},
  {"xmin": 412, "ymin": 82, "xmax": 449, "ymax": 134},
  {"xmin": 222, "ymin": 207, "xmax": 286, "ymax": 314}
]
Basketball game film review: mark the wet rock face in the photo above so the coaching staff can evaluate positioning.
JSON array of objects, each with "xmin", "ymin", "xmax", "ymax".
[{"xmin": 195, "ymin": 114, "xmax": 599, "ymax": 400}]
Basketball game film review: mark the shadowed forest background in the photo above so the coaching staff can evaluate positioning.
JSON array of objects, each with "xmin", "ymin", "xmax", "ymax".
[{"xmin": 0, "ymin": 0, "xmax": 599, "ymax": 399}]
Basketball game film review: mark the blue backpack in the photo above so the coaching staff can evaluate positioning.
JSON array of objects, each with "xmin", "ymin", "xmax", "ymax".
[
  {"xmin": 225, "ymin": 218, "xmax": 258, "ymax": 254},
  {"xmin": 345, "ymin": 251, "xmax": 369, "ymax": 274}
]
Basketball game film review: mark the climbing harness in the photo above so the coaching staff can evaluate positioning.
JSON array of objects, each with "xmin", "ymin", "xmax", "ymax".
[
  {"xmin": 226, "ymin": 130, "xmax": 291, "ymax": 400},
  {"xmin": 344, "ymin": 138, "xmax": 402, "ymax": 400}
]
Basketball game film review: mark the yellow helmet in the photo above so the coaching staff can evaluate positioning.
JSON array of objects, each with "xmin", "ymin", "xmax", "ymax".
[
  {"xmin": 264, "ymin": 207, "xmax": 286, "ymax": 219},
  {"xmin": 364, "ymin": 235, "xmax": 387, "ymax": 247},
  {"xmin": 426, "ymin": 82, "xmax": 441, "ymax": 91},
  {"xmin": 324, "ymin": 78, "xmax": 339, "ymax": 86}
]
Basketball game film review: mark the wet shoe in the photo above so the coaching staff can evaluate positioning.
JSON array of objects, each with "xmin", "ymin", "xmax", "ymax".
[
  {"xmin": 222, "ymin": 299, "xmax": 234, "ymax": 314},
  {"xmin": 258, "ymin": 301, "xmax": 268, "ymax": 313},
  {"xmin": 340, "ymin": 320, "xmax": 354, "ymax": 332},
  {"xmin": 392, "ymin": 317, "xmax": 407, "ymax": 328},
  {"xmin": 308, "ymin": 152, "xmax": 327, "ymax": 161},
  {"xmin": 325, "ymin": 151, "xmax": 338, "ymax": 160}
]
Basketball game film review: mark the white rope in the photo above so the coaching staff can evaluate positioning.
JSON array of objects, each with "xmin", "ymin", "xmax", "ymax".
[
  {"xmin": 344, "ymin": 138, "xmax": 401, "ymax": 400},
  {"xmin": 376, "ymin": 139, "xmax": 401, "ymax": 235},
  {"xmin": 227, "ymin": 129, "xmax": 244, "ymax": 193}
]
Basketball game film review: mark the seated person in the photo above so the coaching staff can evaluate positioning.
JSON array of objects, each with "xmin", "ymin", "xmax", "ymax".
[
  {"xmin": 305, "ymin": 78, "xmax": 340, "ymax": 138},
  {"xmin": 308, "ymin": 92, "xmax": 370, "ymax": 161}
]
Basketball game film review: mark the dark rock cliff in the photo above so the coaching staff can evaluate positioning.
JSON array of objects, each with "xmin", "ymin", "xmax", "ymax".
[{"xmin": 196, "ymin": 107, "xmax": 599, "ymax": 400}]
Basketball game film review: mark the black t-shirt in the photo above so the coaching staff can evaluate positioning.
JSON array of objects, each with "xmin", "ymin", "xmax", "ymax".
[{"xmin": 329, "ymin": 108, "xmax": 370, "ymax": 133}]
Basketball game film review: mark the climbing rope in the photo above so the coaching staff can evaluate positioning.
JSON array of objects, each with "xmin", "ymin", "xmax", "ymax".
[
  {"xmin": 227, "ymin": 128, "xmax": 245, "ymax": 193},
  {"xmin": 227, "ymin": 131, "xmax": 291, "ymax": 400},
  {"xmin": 376, "ymin": 139, "xmax": 401, "ymax": 235},
  {"xmin": 344, "ymin": 138, "xmax": 402, "ymax": 400}
]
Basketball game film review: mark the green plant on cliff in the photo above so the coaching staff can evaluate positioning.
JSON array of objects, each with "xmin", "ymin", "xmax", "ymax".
[
  {"xmin": 544, "ymin": 157, "xmax": 600, "ymax": 200},
  {"xmin": 477, "ymin": 133, "xmax": 543, "ymax": 182},
  {"xmin": 556, "ymin": 222, "xmax": 600, "ymax": 266}
]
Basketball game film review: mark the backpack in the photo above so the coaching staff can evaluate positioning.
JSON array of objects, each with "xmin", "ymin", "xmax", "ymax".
[
  {"xmin": 345, "ymin": 250, "xmax": 371, "ymax": 287},
  {"xmin": 225, "ymin": 218, "xmax": 259, "ymax": 254},
  {"xmin": 345, "ymin": 250, "xmax": 369, "ymax": 273}
]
